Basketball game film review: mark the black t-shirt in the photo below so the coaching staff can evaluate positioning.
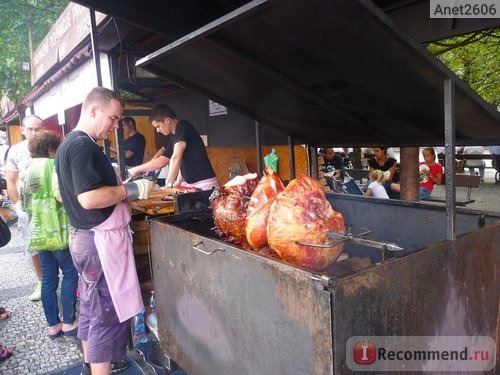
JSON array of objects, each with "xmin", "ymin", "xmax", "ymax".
[
  {"xmin": 55, "ymin": 130, "xmax": 117, "ymax": 229},
  {"xmin": 124, "ymin": 132, "xmax": 146, "ymax": 166},
  {"xmin": 162, "ymin": 120, "xmax": 215, "ymax": 183},
  {"xmin": 368, "ymin": 156, "xmax": 397, "ymax": 171},
  {"xmin": 322, "ymin": 155, "xmax": 344, "ymax": 173}
]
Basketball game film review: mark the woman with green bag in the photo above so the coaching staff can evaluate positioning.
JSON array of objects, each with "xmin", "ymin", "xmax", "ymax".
[{"xmin": 20, "ymin": 130, "xmax": 78, "ymax": 339}]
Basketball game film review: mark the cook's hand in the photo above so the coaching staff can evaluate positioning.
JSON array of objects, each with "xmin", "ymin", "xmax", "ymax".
[
  {"xmin": 124, "ymin": 179, "xmax": 154, "ymax": 201},
  {"xmin": 127, "ymin": 167, "xmax": 140, "ymax": 179}
]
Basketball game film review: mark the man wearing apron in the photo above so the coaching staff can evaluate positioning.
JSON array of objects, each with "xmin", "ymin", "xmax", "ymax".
[{"xmin": 55, "ymin": 87, "xmax": 154, "ymax": 375}]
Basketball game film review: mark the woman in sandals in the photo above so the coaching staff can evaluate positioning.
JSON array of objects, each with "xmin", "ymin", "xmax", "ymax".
[
  {"xmin": 0, "ymin": 307, "xmax": 13, "ymax": 363},
  {"xmin": 0, "ymin": 307, "xmax": 9, "ymax": 320},
  {"xmin": 20, "ymin": 130, "xmax": 78, "ymax": 339},
  {"xmin": 0, "ymin": 343, "xmax": 13, "ymax": 363}
]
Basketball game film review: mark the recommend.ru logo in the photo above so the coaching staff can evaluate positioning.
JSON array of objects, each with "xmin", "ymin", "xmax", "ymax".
[{"xmin": 346, "ymin": 336, "xmax": 495, "ymax": 372}]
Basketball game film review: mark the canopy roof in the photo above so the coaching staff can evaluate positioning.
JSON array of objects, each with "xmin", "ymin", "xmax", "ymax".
[
  {"xmin": 70, "ymin": 0, "xmax": 500, "ymax": 44},
  {"xmin": 57, "ymin": 0, "xmax": 500, "ymax": 146},
  {"xmin": 134, "ymin": 0, "xmax": 500, "ymax": 146}
]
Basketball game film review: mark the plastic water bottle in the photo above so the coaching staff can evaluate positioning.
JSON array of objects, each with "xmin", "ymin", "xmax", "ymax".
[
  {"xmin": 133, "ymin": 307, "xmax": 147, "ymax": 346},
  {"xmin": 149, "ymin": 289, "xmax": 156, "ymax": 311},
  {"xmin": 146, "ymin": 289, "xmax": 158, "ymax": 339}
]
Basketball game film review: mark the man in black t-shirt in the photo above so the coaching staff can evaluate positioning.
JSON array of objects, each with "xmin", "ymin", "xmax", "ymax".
[
  {"xmin": 128, "ymin": 104, "xmax": 218, "ymax": 191},
  {"xmin": 321, "ymin": 148, "xmax": 344, "ymax": 177},
  {"xmin": 320, "ymin": 148, "xmax": 344, "ymax": 191},
  {"xmin": 110, "ymin": 117, "xmax": 145, "ymax": 167},
  {"xmin": 55, "ymin": 87, "xmax": 153, "ymax": 375}
]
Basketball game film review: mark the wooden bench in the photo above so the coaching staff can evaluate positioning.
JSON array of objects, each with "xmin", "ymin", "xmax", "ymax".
[
  {"xmin": 454, "ymin": 153, "xmax": 497, "ymax": 169},
  {"xmin": 454, "ymin": 154, "xmax": 493, "ymax": 160},
  {"xmin": 423, "ymin": 173, "xmax": 481, "ymax": 206}
]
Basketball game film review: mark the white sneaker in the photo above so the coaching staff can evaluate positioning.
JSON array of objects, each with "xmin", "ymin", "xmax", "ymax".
[{"xmin": 30, "ymin": 281, "xmax": 42, "ymax": 302}]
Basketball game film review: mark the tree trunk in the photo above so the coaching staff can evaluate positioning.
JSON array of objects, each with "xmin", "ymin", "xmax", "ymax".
[{"xmin": 400, "ymin": 147, "xmax": 420, "ymax": 202}]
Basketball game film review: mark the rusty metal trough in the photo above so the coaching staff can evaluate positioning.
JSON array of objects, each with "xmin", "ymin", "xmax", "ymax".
[
  {"xmin": 149, "ymin": 194, "xmax": 500, "ymax": 374},
  {"xmin": 129, "ymin": 0, "xmax": 500, "ymax": 372}
]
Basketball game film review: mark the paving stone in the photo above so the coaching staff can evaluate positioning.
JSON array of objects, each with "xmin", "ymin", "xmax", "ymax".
[{"xmin": 0, "ymin": 229, "xmax": 83, "ymax": 374}]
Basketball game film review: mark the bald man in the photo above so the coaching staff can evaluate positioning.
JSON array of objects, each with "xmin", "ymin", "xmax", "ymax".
[{"xmin": 5, "ymin": 115, "xmax": 44, "ymax": 302}]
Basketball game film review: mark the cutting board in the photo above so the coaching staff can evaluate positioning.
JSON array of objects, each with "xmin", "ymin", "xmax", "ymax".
[
  {"xmin": 0, "ymin": 206, "xmax": 16, "ymax": 224},
  {"xmin": 129, "ymin": 188, "xmax": 184, "ymax": 215}
]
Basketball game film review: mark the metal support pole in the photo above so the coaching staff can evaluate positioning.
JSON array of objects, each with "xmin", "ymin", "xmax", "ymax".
[
  {"xmin": 115, "ymin": 120, "xmax": 127, "ymax": 179},
  {"xmin": 309, "ymin": 145, "xmax": 318, "ymax": 179},
  {"xmin": 109, "ymin": 49, "xmax": 128, "ymax": 180},
  {"xmin": 288, "ymin": 136, "xmax": 296, "ymax": 180},
  {"xmin": 89, "ymin": 8, "xmax": 102, "ymax": 87},
  {"xmin": 89, "ymin": 8, "xmax": 113, "ymax": 164},
  {"xmin": 444, "ymin": 78, "xmax": 456, "ymax": 240},
  {"xmin": 255, "ymin": 121, "xmax": 263, "ymax": 176}
]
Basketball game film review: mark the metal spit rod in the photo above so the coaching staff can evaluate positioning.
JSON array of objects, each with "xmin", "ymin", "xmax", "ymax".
[
  {"xmin": 296, "ymin": 226, "xmax": 403, "ymax": 252},
  {"xmin": 327, "ymin": 231, "xmax": 404, "ymax": 252}
]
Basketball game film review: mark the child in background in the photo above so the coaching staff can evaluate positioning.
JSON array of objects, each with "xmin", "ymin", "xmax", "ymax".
[
  {"xmin": 418, "ymin": 147, "xmax": 443, "ymax": 199},
  {"xmin": 390, "ymin": 147, "xmax": 443, "ymax": 200},
  {"xmin": 365, "ymin": 169, "xmax": 389, "ymax": 199}
]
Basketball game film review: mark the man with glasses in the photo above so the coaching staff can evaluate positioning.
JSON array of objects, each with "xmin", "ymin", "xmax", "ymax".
[{"xmin": 5, "ymin": 115, "xmax": 45, "ymax": 302}]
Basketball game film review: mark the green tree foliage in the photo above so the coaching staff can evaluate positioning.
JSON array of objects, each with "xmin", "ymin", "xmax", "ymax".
[
  {"xmin": 0, "ymin": 0, "xmax": 68, "ymax": 101},
  {"xmin": 427, "ymin": 29, "xmax": 500, "ymax": 109}
]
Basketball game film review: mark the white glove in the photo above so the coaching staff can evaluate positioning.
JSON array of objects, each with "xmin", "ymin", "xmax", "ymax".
[
  {"xmin": 135, "ymin": 179, "xmax": 154, "ymax": 200},
  {"xmin": 124, "ymin": 179, "xmax": 154, "ymax": 201}
]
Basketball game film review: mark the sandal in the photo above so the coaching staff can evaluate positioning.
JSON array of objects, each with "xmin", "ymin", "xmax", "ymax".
[
  {"xmin": 0, "ymin": 345, "xmax": 13, "ymax": 362},
  {"xmin": 0, "ymin": 307, "xmax": 10, "ymax": 320},
  {"xmin": 48, "ymin": 322, "xmax": 63, "ymax": 339},
  {"xmin": 62, "ymin": 320, "xmax": 78, "ymax": 336}
]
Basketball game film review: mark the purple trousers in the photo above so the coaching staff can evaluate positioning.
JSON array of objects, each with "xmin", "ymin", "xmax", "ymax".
[{"xmin": 69, "ymin": 228, "xmax": 130, "ymax": 363}]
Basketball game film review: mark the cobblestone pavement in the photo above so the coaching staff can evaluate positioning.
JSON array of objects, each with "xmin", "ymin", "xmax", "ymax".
[
  {"xmin": 0, "ymin": 168, "xmax": 498, "ymax": 375},
  {"xmin": 0, "ymin": 228, "xmax": 83, "ymax": 375}
]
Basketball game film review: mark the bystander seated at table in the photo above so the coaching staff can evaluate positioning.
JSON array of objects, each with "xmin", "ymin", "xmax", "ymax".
[
  {"xmin": 364, "ymin": 169, "xmax": 389, "ymax": 199},
  {"xmin": 367, "ymin": 147, "xmax": 397, "ymax": 197},
  {"xmin": 463, "ymin": 146, "xmax": 485, "ymax": 182},
  {"xmin": 489, "ymin": 146, "xmax": 500, "ymax": 170},
  {"xmin": 319, "ymin": 148, "xmax": 344, "ymax": 192},
  {"xmin": 390, "ymin": 147, "xmax": 443, "ymax": 200}
]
